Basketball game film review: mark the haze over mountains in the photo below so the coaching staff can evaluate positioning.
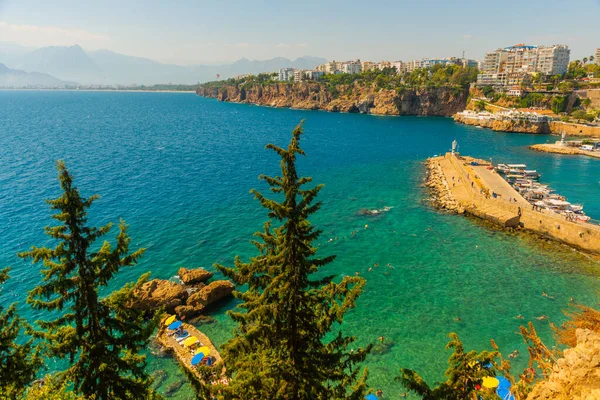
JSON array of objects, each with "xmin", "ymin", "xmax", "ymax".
[{"xmin": 0, "ymin": 42, "xmax": 326, "ymax": 87}]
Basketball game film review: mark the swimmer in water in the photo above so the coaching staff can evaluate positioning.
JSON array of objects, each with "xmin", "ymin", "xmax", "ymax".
[
  {"xmin": 368, "ymin": 268, "xmax": 373, "ymax": 272},
  {"xmin": 379, "ymin": 336, "xmax": 385, "ymax": 343},
  {"xmin": 536, "ymin": 315, "xmax": 548, "ymax": 321},
  {"xmin": 516, "ymin": 314, "xmax": 524, "ymax": 320},
  {"xmin": 454, "ymin": 317, "xmax": 461, "ymax": 322},
  {"xmin": 508, "ymin": 350, "xmax": 519, "ymax": 359}
]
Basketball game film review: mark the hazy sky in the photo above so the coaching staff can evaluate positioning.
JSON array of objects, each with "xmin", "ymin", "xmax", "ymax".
[{"xmin": 1, "ymin": 0, "xmax": 599, "ymax": 65}]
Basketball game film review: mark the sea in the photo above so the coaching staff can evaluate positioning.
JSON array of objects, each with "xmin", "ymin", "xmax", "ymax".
[{"xmin": 1, "ymin": 90, "xmax": 599, "ymax": 399}]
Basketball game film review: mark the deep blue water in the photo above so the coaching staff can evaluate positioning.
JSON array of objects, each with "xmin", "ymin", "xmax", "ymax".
[{"xmin": 1, "ymin": 91, "xmax": 599, "ymax": 399}]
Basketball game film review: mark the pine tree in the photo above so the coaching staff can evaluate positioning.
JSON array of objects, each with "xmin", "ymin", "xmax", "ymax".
[
  {"xmin": 210, "ymin": 122, "xmax": 370, "ymax": 399},
  {"xmin": 0, "ymin": 268, "xmax": 42, "ymax": 399},
  {"xmin": 21, "ymin": 160, "xmax": 160, "ymax": 400},
  {"xmin": 396, "ymin": 332, "xmax": 499, "ymax": 400}
]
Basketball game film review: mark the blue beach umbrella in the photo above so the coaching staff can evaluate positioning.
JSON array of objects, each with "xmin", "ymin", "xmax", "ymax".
[
  {"xmin": 168, "ymin": 320, "xmax": 182, "ymax": 330},
  {"xmin": 365, "ymin": 395, "xmax": 378, "ymax": 400},
  {"xmin": 191, "ymin": 353, "xmax": 205, "ymax": 366},
  {"xmin": 496, "ymin": 376, "xmax": 515, "ymax": 400}
]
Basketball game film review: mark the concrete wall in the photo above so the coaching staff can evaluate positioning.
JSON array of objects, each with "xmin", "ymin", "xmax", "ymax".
[
  {"xmin": 550, "ymin": 121, "xmax": 600, "ymax": 137},
  {"xmin": 446, "ymin": 153, "xmax": 600, "ymax": 254}
]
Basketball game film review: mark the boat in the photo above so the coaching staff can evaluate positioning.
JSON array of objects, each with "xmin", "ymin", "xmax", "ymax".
[{"xmin": 523, "ymin": 170, "xmax": 540, "ymax": 179}]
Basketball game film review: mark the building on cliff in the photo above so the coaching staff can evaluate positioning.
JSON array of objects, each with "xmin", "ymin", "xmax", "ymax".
[
  {"xmin": 478, "ymin": 44, "xmax": 570, "ymax": 88},
  {"xmin": 278, "ymin": 68, "xmax": 294, "ymax": 82}
]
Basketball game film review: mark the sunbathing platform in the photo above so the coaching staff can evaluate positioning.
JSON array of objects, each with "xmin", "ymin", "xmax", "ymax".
[{"xmin": 156, "ymin": 318, "xmax": 225, "ymax": 383}]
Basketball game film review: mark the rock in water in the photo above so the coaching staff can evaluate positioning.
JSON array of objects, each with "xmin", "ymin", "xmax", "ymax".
[
  {"xmin": 164, "ymin": 380, "xmax": 185, "ymax": 397},
  {"xmin": 175, "ymin": 280, "xmax": 234, "ymax": 318},
  {"xmin": 130, "ymin": 279, "xmax": 188, "ymax": 314},
  {"xmin": 177, "ymin": 267, "xmax": 213, "ymax": 285}
]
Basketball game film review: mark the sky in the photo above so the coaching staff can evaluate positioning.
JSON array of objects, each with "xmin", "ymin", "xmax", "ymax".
[{"xmin": 0, "ymin": 0, "xmax": 599, "ymax": 65}]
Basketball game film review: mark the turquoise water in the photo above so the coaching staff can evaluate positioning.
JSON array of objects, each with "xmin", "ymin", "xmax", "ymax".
[{"xmin": 1, "ymin": 91, "xmax": 600, "ymax": 399}]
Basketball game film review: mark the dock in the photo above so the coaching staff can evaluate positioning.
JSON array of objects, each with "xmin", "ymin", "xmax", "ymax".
[
  {"xmin": 156, "ymin": 320, "xmax": 225, "ymax": 383},
  {"xmin": 427, "ymin": 152, "xmax": 600, "ymax": 254}
]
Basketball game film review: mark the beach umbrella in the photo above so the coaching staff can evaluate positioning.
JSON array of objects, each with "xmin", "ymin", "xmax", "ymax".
[
  {"xmin": 183, "ymin": 336, "xmax": 199, "ymax": 347},
  {"xmin": 496, "ymin": 376, "xmax": 515, "ymax": 400},
  {"xmin": 196, "ymin": 346, "xmax": 210, "ymax": 356},
  {"xmin": 164, "ymin": 315, "xmax": 176, "ymax": 326},
  {"xmin": 365, "ymin": 395, "xmax": 378, "ymax": 400},
  {"xmin": 168, "ymin": 320, "xmax": 182, "ymax": 330},
  {"xmin": 191, "ymin": 353, "xmax": 205, "ymax": 366},
  {"xmin": 482, "ymin": 376, "xmax": 500, "ymax": 389}
]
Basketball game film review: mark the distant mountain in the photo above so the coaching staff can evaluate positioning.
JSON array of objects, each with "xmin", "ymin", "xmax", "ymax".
[
  {"xmin": 12, "ymin": 45, "xmax": 105, "ymax": 84},
  {"xmin": 0, "ymin": 43, "xmax": 326, "ymax": 85},
  {"xmin": 0, "ymin": 63, "xmax": 74, "ymax": 88}
]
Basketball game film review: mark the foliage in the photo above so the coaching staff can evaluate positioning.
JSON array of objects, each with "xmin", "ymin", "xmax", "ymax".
[
  {"xmin": 551, "ymin": 96, "xmax": 568, "ymax": 114},
  {"xmin": 0, "ymin": 268, "xmax": 42, "ymax": 399},
  {"xmin": 569, "ymin": 109, "xmax": 596, "ymax": 122},
  {"xmin": 565, "ymin": 60, "xmax": 600, "ymax": 79},
  {"xmin": 517, "ymin": 93, "xmax": 545, "ymax": 108},
  {"xmin": 24, "ymin": 376, "xmax": 84, "ymax": 400},
  {"xmin": 553, "ymin": 301, "xmax": 600, "ymax": 347},
  {"xmin": 474, "ymin": 100, "xmax": 487, "ymax": 112},
  {"xmin": 396, "ymin": 332, "xmax": 499, "ymax": 400},
  {"xmin": 21, "ymin": 161, "xmax": 161, "ymax": 400},
  {"xmin": 202, "ymin": 122, "xmax": 370, "ymax": 399}
]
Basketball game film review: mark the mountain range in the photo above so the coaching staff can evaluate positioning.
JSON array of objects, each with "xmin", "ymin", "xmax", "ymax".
[
  {"xmin": 0, "ymin": 63, "xmax": 74, "ymax": 88},
  {"xmin": 0, "ymin": 42, "xmax": 326, "ymax": 86}
]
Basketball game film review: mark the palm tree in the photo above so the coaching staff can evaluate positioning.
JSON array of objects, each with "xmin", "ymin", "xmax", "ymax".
[
  {"xmin": 591, "ymin": 55, "xmax": 595, "ymax": 64},
  {"xmin": 583, "ymin": 57, "xmax": 588, "ymax": 65}
]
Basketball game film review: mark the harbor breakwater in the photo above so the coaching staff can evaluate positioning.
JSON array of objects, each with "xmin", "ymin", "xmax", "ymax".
[
  {"xmin": 197, "ymin": 82, "xmax": 468, "ymax": 116},
  {"xmin": 426, "ymin": 153, "xmax": 600, "ymax": 255}
]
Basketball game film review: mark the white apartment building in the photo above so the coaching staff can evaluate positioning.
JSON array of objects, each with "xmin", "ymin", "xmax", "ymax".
[
  {"xmin": 343, "ymin": 61, "xmax": 362, "ymax": 74},
  {"xmin": 324, "ymin": 61, "xmax": 339, "ymax": 73},
  {"xmin": 404, "ymin": 60, "xmax": 422, "ymax": 72},
  {"xmin": 305, "ymin": 70, "xmax": 325, "ymax": 80},
  {"xmin": 535, "ymin": 45, "xmax": 570, "ymax": 75},
  {"xmin": 390, "ymin": 61, "xmax": 404, "ymax": 73},
  {"xmin": 483, "ymin": 44, "xmax": 570, "ymax": 76},
  {"xmin": 361, "ymin": 61, "xmax": 376, "ymax": 71},
  {"xmin": 595, "ymin": 48, "xmax": 600, "ymax": 65},
  {"xmin": 278, "ymin": 68, "xmax": 294, "ymax": 81},
  {"xmin": 293, "ymin": 70, "xmax": 304, "ymax": 82}
]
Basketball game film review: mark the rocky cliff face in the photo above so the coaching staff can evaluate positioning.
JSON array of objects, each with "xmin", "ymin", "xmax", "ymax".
[
  {"xmin": 527, "ymin": 329, "xmax": 600, "ymax": 400},
  {"xmin": 453, "ymin": 113, "xmax": 550, "ymax": 134},
  {"xmin": 197, "ymin": 82, "xmax": 468, "ymax": 116}
]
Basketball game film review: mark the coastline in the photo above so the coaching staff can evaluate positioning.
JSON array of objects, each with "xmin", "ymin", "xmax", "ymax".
[
  {"xmin": 453, "ymin": 112, "xmax": 600, "ymax": 137},
  {"xmin": 196, "ymin": 83, "xmax": 469, "ymax": 116},
  {"xmin": 0, "ymin": 88, "xmax": 195, "ymax": 93},
  {"xmin": 530, "ymin": 143, "xmax": 600, "ymax": 159}
]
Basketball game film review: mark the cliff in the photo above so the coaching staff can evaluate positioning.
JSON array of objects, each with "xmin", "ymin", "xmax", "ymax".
[
  {"xmin": 197, "ymin": 82, "xmax": 469, "ymax": 116},
  {"xmin": 527, "ymin": 329, "xmax": 600, "ymax": 400},
  {"xmin": 453, "ymin": 113, "xmax": 550, "ymax": 134}
]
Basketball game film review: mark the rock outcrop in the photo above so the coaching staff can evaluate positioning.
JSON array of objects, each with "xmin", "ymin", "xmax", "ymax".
[
  {"xmin": 177, "ymin": 267, "xmax": 213, "ymax": 285},
  {"xmin": 131, "ymin": 279, "xmax": 188, "ymax": 314},
  {"xmin": 130, "ymin": 267, "xmax": 234, "ymax": 319},
  {"xmin": 527, "ymin": 329, "xmax": 600, "ymax": 400},
  {"xmin": 175, "ymin": 280, "xmax": 235, "ymax": 318},
  {"xmin": 453, "ymin": 113, "xmax": 550, "ymax": 134},
  {"xmin": 197, "ymin": 82, "xmax": 468, "ymax": 117}
]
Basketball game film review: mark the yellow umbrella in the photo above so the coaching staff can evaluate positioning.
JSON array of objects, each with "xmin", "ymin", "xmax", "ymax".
[
  {"xmin": 183, "ymin": 336, "xmax": 199, "ymax": 347},
  {"xmin": 164, "ymin": 315, "xmax": 176, "ymax": 326},
  {"xmin": 196, "ymin": 346, "xmax": 210, "ymax": 356},
  {"xmin": 482, "ymin": 376, "xmax": 499, "ymax": 389}
]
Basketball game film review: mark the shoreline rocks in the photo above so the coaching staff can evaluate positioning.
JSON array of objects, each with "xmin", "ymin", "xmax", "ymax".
[
  {"xmin": 527, "ymin": 329, "xmax": 600, "ymax": 400},
  {"xmin": 197, "ymin": 83, "xmax": 469, "ymax": 117},
  {"xmin": 129, "ymin": 267, "xmax": 234, "ymax": 319},
  {"xmin": 424, "ymin": 158, "xmax": 464, "ymax": 213},
  {"xmin": 530, "ymin": 143, "xmax": 600, "ymax": 159}
]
